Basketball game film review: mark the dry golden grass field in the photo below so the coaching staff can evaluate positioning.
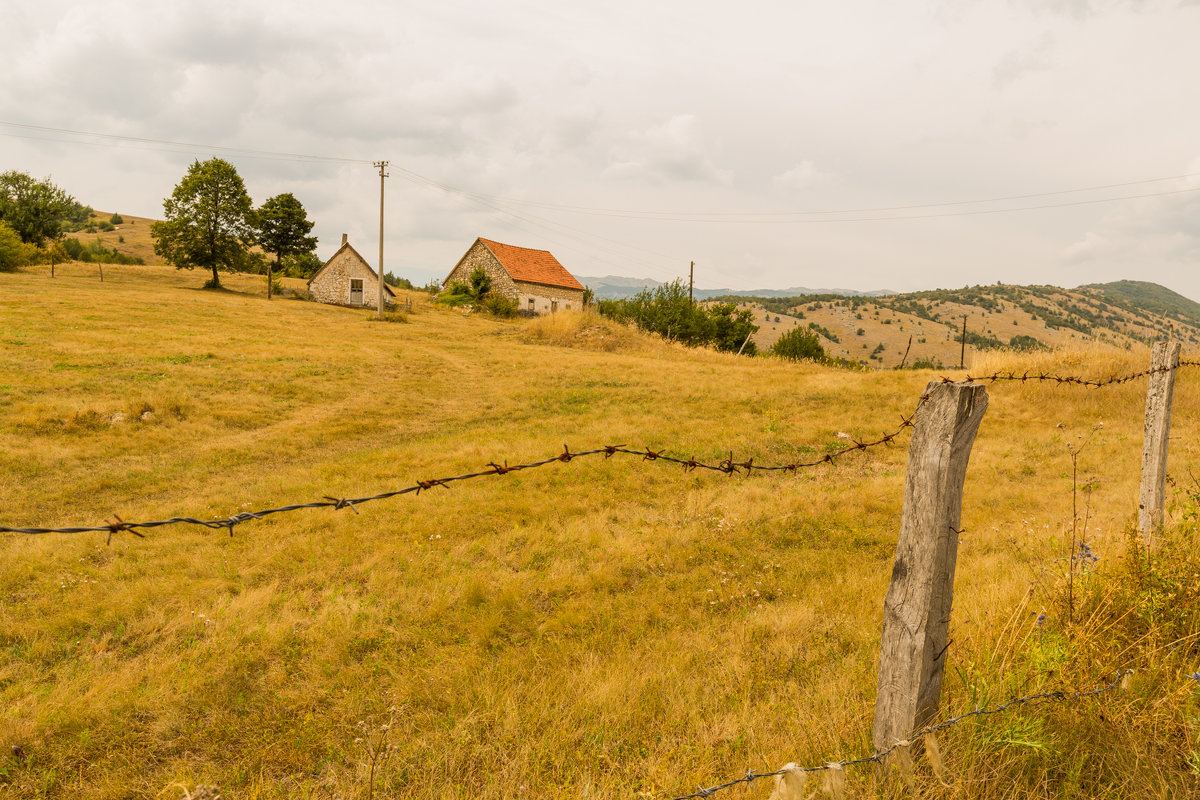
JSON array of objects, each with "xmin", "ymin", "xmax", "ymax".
[{"xmin": 2, "ymin": 262, "xmax": 1200, "ymax": 798}]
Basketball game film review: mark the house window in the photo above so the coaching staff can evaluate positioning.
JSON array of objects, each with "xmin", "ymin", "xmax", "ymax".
[
  {"xmin": 551, "ymin": 300, "xmax": 558, "ymax": 312},
  {"xmin": 528, "ymin": 298, "xmax": 535, "ymax": 310},
  {"xmin": 349, "ymin": 278, "xmax": 364, "ymax": 305},
  {"xmin": 565, "ymin": 303, "xmax": 571, "ymax": 310}
]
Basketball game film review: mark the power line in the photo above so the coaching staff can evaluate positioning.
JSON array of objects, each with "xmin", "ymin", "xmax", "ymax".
[
  {"xmin": 6, "ymin": 120, "xmax": 1199, "ymax": 222},
  {"xmin": 395, "ymin": 171, "xmax": 1200, "ymax": 220},
  {"xmin": 471, "ymin": 186, "xmax": 1200, "ymax": 224},
  {"xmin": 0, "ymin": 121, "xmax": 372, "ymax": 165}
]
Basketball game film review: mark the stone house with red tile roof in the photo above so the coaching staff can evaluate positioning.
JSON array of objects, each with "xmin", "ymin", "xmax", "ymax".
[
  {"xmin": 443, "ymin": 238, "xmax": 585, "ymax": 314},
  {"xmin": 308, "ymin": 234, "xmax": 395, "ymax": 309}
]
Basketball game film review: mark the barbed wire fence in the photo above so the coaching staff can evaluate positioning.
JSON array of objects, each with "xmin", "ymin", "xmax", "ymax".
[
  {"xmin": 2, "ymin": 344, "xmax": 1197, "ymax": 799},
  {"xmin": 0, "ymin": 406, "xmax": 924, "ymax": 540},
  {"xmin": 3, "ymin": 354, "xmax": 1198, "ymax": 541},
  {"xmin": 945, "ymin": 357, "xmax": 1200, "ymax": 388}
]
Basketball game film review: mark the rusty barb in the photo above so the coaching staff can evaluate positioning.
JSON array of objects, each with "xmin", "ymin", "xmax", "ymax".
[
  {"xmin": 670, "ymin": 669, "xmax": 1132, "ymax": 800},
  {"xmin": 942, "ymin": 358, "xmax": 1200, "ymax": 389},
  {"xmin": 2, "ymin": 404, "xmax": 923, "ymax": 539}
]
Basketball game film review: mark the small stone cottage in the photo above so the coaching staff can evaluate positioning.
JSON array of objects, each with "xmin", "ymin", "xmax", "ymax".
[
  {"xmin": 308, "ymin": 235, "xmax": 395, "ymax": 309},
  {"xmin": 444, "ymin": 238, "xmax": 584, "ymax": 314}
]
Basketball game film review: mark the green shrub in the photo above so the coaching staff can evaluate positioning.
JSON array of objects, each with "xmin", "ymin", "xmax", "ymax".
[
  {"xmin": 60, "ymin": 236, "xmax": 143, "ymax": 265},
  {"xmin": 807, "ymin": 321, "xmax": 840, "ymax": 343},
  {"xmin": 436, "ymin": 281, "xmax": 476, "ymax": 307},
  {"xmin": 770, "ymin": 326, "xmax": 826, "ymax": 363},
  {"xmin": 0, "ymin": 221, "xmax": 35, "ymax": 271},
  {"xmin": 98, "ymin": 220, "xmax": 115, "ymax": 232},
  {"xmin": 468, "ymin": 268, "xmax": 492, "ymax": 300},
  {"xmin": 482, "ymin": 294, "xmax": 518, "ymax": 317},
  {"xmin": 110, "ymin": 213, "xmax": 123, "ymax": 225},
  {"xmin": 1009, "ymin": 334, "xmax": 1046, "ymax": 351},
  {"xmin": 598, "ymin": 280, "xmax": 757, "ymax": 353}
]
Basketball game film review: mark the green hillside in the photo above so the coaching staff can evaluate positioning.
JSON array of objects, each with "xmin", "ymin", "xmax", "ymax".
[
  {"xmin": 1081, "ymin": 279, "xmax": 1200, "ymax": 328},
  {"xmin": 717, "ymin": 281, "xmax": 1200, "ymax": 368}
]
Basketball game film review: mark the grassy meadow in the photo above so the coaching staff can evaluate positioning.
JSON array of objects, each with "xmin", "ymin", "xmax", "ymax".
[{"xmin": 2, "ymin": 262, "xmax": 1200, "ymax": 798}]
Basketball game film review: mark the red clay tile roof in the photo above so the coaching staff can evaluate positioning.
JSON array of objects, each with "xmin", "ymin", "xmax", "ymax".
[{"xmin": 479, "ymin": 238, "xmax": 584, "ymax": 291}]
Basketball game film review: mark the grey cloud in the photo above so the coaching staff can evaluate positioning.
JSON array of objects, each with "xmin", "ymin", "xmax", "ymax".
[
  {"xmin": 993, "ymin": 33, "xmax": 1055, "ymax": 88},
  {"xmin": 608, "ymin": 115, "xmax": 731, "ymax": 184}
]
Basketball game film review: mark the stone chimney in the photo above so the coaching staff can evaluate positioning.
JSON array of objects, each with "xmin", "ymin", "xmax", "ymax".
[{"xmin": 341, "ymin": 233, "xmax": 348, "ymax": 246}]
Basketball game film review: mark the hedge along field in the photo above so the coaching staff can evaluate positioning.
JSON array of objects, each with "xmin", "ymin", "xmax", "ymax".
[{"xmin": 1, "ymin": 262, "xmax": 1199, "ymax": 798}]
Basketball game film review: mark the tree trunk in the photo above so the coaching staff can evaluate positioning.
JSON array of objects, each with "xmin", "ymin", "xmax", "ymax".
[
  {"xmin": 267, "ymin": 258, "xmax": 275, "ymax": 300},
  {"xmin": 210, "ymin": 262, "xmax": 220, "ymax": 288}
]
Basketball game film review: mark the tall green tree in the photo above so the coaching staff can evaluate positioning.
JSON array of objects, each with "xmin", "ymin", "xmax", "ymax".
[
  {"xmin": 251, "ymin": 193, "xmax": 317, "ymax": 299},
  {"xmin": 0, "ymin": 171, "xmax": 78, "ymax": 246},
  {"xmin": 151, "ymin": 158, "xmax": 253, "ymax": 288}
]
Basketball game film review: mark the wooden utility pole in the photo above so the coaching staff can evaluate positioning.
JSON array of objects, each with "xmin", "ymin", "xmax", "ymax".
[
  {"xmin": 373, "ymin": 160, "xmax": 390, "ymax": 319},
  {"xmin": 874, "ymin": 380, "xmax": 988, "ymax": 764},
  {"xmin": 1139, "ymin": 340, "xmax": 1180, "ymax": 544},
  {"xmin": 959, "ymin": 314, "xmax": 968, "ymax": 369},
  {"xmin": 689, "ymin": 261, "xmax": 694, "ymax": 304}
]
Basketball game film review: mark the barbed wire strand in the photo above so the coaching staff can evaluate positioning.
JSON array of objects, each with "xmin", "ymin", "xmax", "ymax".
[
  {"xmin": 669, "ymin": 669, "xmax": 1132, "ymax": 800},
  {"xmin": 944, "ymin": 358, "xmax": 1200, "ymax": 388},
  {"xmin": 6, "ymin": 355, "xmax": 1199, "ymax": 539},
  {"xmin": 0, "ymin": 403, "xmax": 923, "ymax": 538}
]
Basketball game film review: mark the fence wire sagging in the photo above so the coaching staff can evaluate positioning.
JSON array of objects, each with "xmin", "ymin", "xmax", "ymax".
[
  {"xmin": 951, "ymin": 357, "xmax": 1200, "ymax": 388},
  {"xmin": 6, "ymin": 358, "xmax": 1199, "ymax": 540},
  {"xmin": 0, "ymin": 404, "xmax": 921, "ymax": 538}
]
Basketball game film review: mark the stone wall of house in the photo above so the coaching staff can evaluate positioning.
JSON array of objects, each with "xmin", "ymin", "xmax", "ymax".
[
  {"xmin": 512, "ymin": 281, "xmax": 585, "ymax": 315},
  {"xmin": 309, "ymin": 247, "xmax": 390, "ymax": 309},
  {"xmin": 443, "ymin": 241, "xmax": 584, "ymax": 314},
  {"xmin": 443, "ymin": 241, "xmax": 519, "ymax": 298}
]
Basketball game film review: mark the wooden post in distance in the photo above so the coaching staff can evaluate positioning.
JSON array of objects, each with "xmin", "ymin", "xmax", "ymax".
[{"xmin": 873, "ymin": 380, "xmax": 988, "ymax": 762}]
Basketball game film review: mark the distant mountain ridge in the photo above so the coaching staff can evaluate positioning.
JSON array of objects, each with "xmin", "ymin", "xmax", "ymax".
[{"xmin": 578, "ymin": 274, "xmax": 897, "ymax": 301}]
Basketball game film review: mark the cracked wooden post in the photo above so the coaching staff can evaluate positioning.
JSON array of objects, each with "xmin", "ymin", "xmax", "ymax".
[
  {"xmin": 1139, "ymin": 340, "xmax": 1180, "ymax": 545},
  {"xmin": 873, "ymin": 380, "xmax": 988, "ymax": 763}
]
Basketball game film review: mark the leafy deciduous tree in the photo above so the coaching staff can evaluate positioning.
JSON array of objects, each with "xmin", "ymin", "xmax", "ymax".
[
  {"xmin": 151, "ymin": 158, "xmax": 253, "ymax": 288},
  {"xmin": 0, "ymin": 171, "xmax": 79, "ymax": 247},
  {"xmin": 251, "ymin": 193, "xmax": 317, "ymax": 299}
]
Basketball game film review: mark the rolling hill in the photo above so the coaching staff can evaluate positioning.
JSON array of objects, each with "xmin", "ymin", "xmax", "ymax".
[{"xmin": 714, "ymin": 280, "xmax": 1199, "ymax": 368}]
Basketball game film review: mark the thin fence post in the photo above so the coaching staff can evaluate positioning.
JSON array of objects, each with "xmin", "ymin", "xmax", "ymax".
[
  {"xmin": 873, "ymin": 380, "xmax": 988, "ymax": 763},
  {"xmin": 1139, "ymin": 340, "xmax": 1180, "ymax": 544}
]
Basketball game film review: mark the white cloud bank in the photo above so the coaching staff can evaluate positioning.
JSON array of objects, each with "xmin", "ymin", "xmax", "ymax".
[{"xmin": 2, "ymin": 0, "xmax": 1200, "ymax": 295}]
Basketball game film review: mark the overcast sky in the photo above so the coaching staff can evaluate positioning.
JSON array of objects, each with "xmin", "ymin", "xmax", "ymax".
[{"xmin": 3, "ymin": 0, "xmax": 1200, "ymax": 296}]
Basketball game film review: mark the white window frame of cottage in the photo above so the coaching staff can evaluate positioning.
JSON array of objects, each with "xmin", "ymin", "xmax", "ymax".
[
  {"xmin": 349, "ymin": 278, "xmax": 364, "ymax": 305},
  {"xmin": 528, "ymin": 298, "xmax": 535, "ymax": 310},
  {"xmin": 551, "ymin": 299, "xmax": 558, "ymax": 312}
]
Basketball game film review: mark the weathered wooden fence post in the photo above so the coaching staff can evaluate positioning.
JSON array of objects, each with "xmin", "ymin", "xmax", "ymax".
[
  {"xmin": 1139, "ymin": 340, "xmax": 1180, "ymax": 544},
  {"xmin": 873, "ymin": 380, "xmax": 988, "ymax": 761}
]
